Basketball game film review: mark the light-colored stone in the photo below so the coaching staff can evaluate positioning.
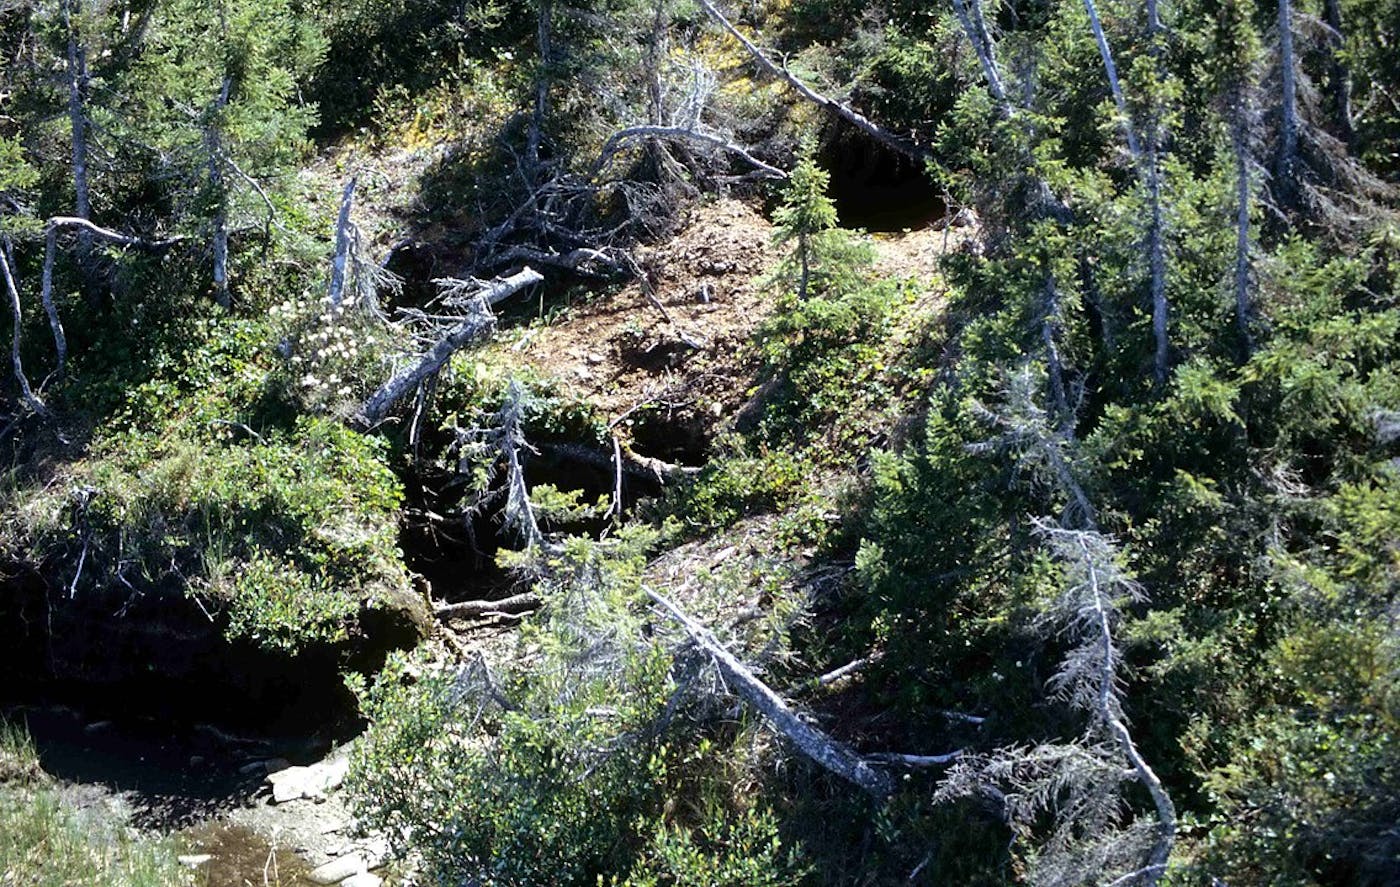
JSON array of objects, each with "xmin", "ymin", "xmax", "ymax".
[
  {"xmin": 307, "ymin": 852, "xmax": 365, "ymax": 884},
  {"xmin": 267, "ymin": 751, "xmax": 350, "ymax": 804},
  {"xmin": 341, "ymin": 874, "xmax": 383, "ymax": 887},
  {"xmin": 359, "ymin": 835, "xmax": 391, "ymax": 869},
  {"xmin": 176, "ymin": 854, "xmax": 212, "ymax": 867}
]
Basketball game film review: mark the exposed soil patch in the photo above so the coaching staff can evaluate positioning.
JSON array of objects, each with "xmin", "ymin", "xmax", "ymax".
[{"xmin": 495, "ymin": 198, "xmax": 780, "ymax": 460}]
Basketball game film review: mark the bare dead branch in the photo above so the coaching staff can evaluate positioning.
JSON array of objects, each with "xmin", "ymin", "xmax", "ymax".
[
  {"xmin": 695, "ymin": 0, "xmax": 930, "ymax": 164},
  {"xmin": 357, "ymin": 267, "xmax": 544, "ymax": 428},
  {"xmin": 328, "ymin": 177, "xmax": 357, "ymax": 309},
  {"xmin": 646, "ymin": 585, "xmax": 897, "ymax": 797},
  {"xmin": 0, "ymin": 238, "xmax": 45, "ymax": 415},
  {"xmin": 597, "ymin": 125, "xmax": 787, "ymax": 180},
  {"xmin": 541, "ymin": 440, "xmax": 701, "ymax": 483},
  {"xmin": 435, "ymin": 592, "xmax": 542, "ymax": 621},
  {"xmin": 37, "ymin": 217, "xmax": 182, "ymax": 376}
]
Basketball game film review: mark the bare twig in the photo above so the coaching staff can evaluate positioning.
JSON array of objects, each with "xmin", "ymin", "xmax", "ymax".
[{"xmin": 646, "ymin": 585, "xmax": 896, "ymax": 797}]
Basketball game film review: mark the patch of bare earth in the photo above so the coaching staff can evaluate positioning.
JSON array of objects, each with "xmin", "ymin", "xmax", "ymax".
[
  {"xmin": 495, "ymin": 200, "xmax": 969, "ymax": 460},
  {"xmin": 491, "ymin": 198, "xmax": 778, "ymax": 459}
]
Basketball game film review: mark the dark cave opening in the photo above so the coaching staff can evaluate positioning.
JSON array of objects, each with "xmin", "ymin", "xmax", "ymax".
[{"xmin": 818, "ymin": 122, "xmax": 945, "ymax": 232}]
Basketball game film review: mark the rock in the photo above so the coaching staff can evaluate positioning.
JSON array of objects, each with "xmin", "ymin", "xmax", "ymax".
[
  {"xmin": 267, "ymin": 750, "xmax": 351, "ymax": 804},
  {"xmin": 308, "ymin": 853, "xmax": 365, "ymax": 884},
  {"xmin": 177, "ymin": 854, "xmax": 212, "ymax": 867},
  {"xmin": 83, "ymin": 720, "xmax": 112, "ymax": 733},
  {"xmin": 359, "ymin": 835, "xmax": 391, "ymax": 869},
  {"xmin": 341, "ymin": 874, "xmax": 383, "ymax": 887}
]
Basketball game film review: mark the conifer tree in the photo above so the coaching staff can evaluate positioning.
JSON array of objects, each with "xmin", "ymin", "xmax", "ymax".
[
  {"xmin": 120, "ymin": 0, "xmax": 324, "ymax": 305},
  {"xmin": 773, "ymin": 155, "xmax": 838, "ymax": 302}
]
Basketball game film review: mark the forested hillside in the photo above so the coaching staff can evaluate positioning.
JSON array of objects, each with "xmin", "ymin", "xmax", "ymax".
[{"xmin": 1, "ymin": 0, "xmax": 1398, "ymax": 884}]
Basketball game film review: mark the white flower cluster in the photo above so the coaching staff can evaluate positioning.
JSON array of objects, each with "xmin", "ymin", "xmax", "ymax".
[{"xmin": 281, "ymin": 302, "xmax": 367, "ymax": 405}]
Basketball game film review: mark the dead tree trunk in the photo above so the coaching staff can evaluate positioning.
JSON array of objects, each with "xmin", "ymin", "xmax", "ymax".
[
  {"xmin": 1082, "ymin": 0, "xmax": 1142, "ymax": 160},
  {"xmin": 1047, "ymin": 520, "xmax": 1176, "ymax": 878},
  {"xmin": 40, "ymin": 226, "xmax": 68, "ymax": 374},
  {"xmin": 1276, "ymin": 0, "xmax": 1299, "ymax": 206},
  {"xmin": 1147, "ymin": 152, "xmax": 1169, "ymax": 384},
  {"xmin": 1321, "ymin": 0, "xmax": 1353, "ymax": 146},
  {"xmin": 328, "ymin": 177, "xmax": 358, "ymax": 309},
  {"xmin": 645, "ymin": 0, "xmax": 666, "ymax": 125},
  {"xmin": 205, "ymin": 78, "xmax": 232, "ymax": 309},
  {"xmin": 528, "ymin": 0, "xmax": 553, "ymax": 180},
  {"xmin": 950, "ymin": 7, "xmax": 1074, "ymax": 418},
  {"xmin": 1041, "ymin": 274, "xmax": 1070, "ymax": 420},
  {"xmin": 357, "ymin": 267, "xmax": 543, "ymax": 427},
  {"xmin": 950, "ymin": 0, "xmax": 1010, "ymax": 114},
  {"xmin": 696, "ymin": 0, "xmax": 929, "ymax": 163},
  {"xmin": 40, "ymin": 217, "xmax": 183, "ymax": 376},
  {"xmin": 1232, "ymin": 125, "xmax": 1254, "ymax": 355},
  {"xmin": 435, "ymin": 592, "xmax": 541, "ymax": 621},
  {"xmin": 646, "ymin": 586, "xmax": 897, "ymax": 798},
  {"xmin": 0, "ymin": 238, "xmax": 45, "ymax": 413},
  {"xmin": 62, "ymin": 0, "xmax": 93, "ymax": 281},
  {"xmin": 1081, "ymin": 0, "xmax": 1171, "ymax": 384}
]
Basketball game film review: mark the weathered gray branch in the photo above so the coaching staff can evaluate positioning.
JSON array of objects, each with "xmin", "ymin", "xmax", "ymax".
[
  {"xmin": 1080, "ymin": 0, "xmax": 1170, "ymax": 383},
  {"xmin": 435, "ymin": 592, "xmax": 541, "ymax": 621},
  {"xmin": 39, "ymin": 217, "xmax": 182, "ymax": 375},
  {"xmin": 1276, "ymin": 0, "xmax": 1299, "ymax": 202},
  {"xmin": 328, "ymin": 177, "xmax": 357, "ymax": 309},
  {"xmin": 357, "ymin": 267, "xmax": 543, "ymax": 427},
  {"xmin": 597, "ymin": 125, "xmax": 787, "ymax": 179},
  {"xmin": 1233, "ymin": 128, "xmax": 1255, "ymax": 355},
  {"xmin": 63, "ymin": 0, "xmax": 93, "ymax": 274},
  {"xmin": 541, "ymin": 440, "xmax": 700, "ymax": 484},
  {"xmin": 1321, "ymin": 0, "xmax": 1353, "ymax": 145},
  {"xmin": 695, "ymin": 0, "xmax": 929, "ymax": 163},
  {"xmin": 1081, "ymin": 0, "xmax": 1142, "ymax": 160},
  {"xmin": 1065, "ymin": 528, "xmax": 1176, "ymax": 880},
  {"xmin": 646, "ymin": 586, "xmax": 897, "ymax": 797},
  {"xmin": 950, "ymin": 0, "xmax": 1010, "ymax": 114},
  {"xmin": 206, "ymin": 78, "xmax": 232, "ymax": 309},
  {"xmin": 1, "ymin": 238, "xmax": 45, "ymax": 414}
]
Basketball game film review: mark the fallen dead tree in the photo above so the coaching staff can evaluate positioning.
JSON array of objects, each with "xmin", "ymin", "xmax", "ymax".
[
  {"xmin": 542, "ymin": 440, "xmax": 700, "ymax": 484},
  {"xmin": 356, "ymin": 267, "xmax": 543, "ymax": 428},
  {"xmin": 435, "ymin": 591, "xmax": 542, "ymax": 621},
  {"xmin": 695, "ymin": 0, "xmax": 930, "ymax": 164},
  {"xmin": 646, "ymin": 586, "xmax": 959, "ymax": 798}
]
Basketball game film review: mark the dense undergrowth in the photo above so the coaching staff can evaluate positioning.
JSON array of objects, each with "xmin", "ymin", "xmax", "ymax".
[{"xmin": 2, "ymin": 0, "xmax": 1399, "ymax": 884}]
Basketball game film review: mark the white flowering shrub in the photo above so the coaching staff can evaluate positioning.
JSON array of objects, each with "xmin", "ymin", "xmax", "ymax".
[{"xmin": 272, "ymin": 298, "xmax": 397, "ymax": 416}]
